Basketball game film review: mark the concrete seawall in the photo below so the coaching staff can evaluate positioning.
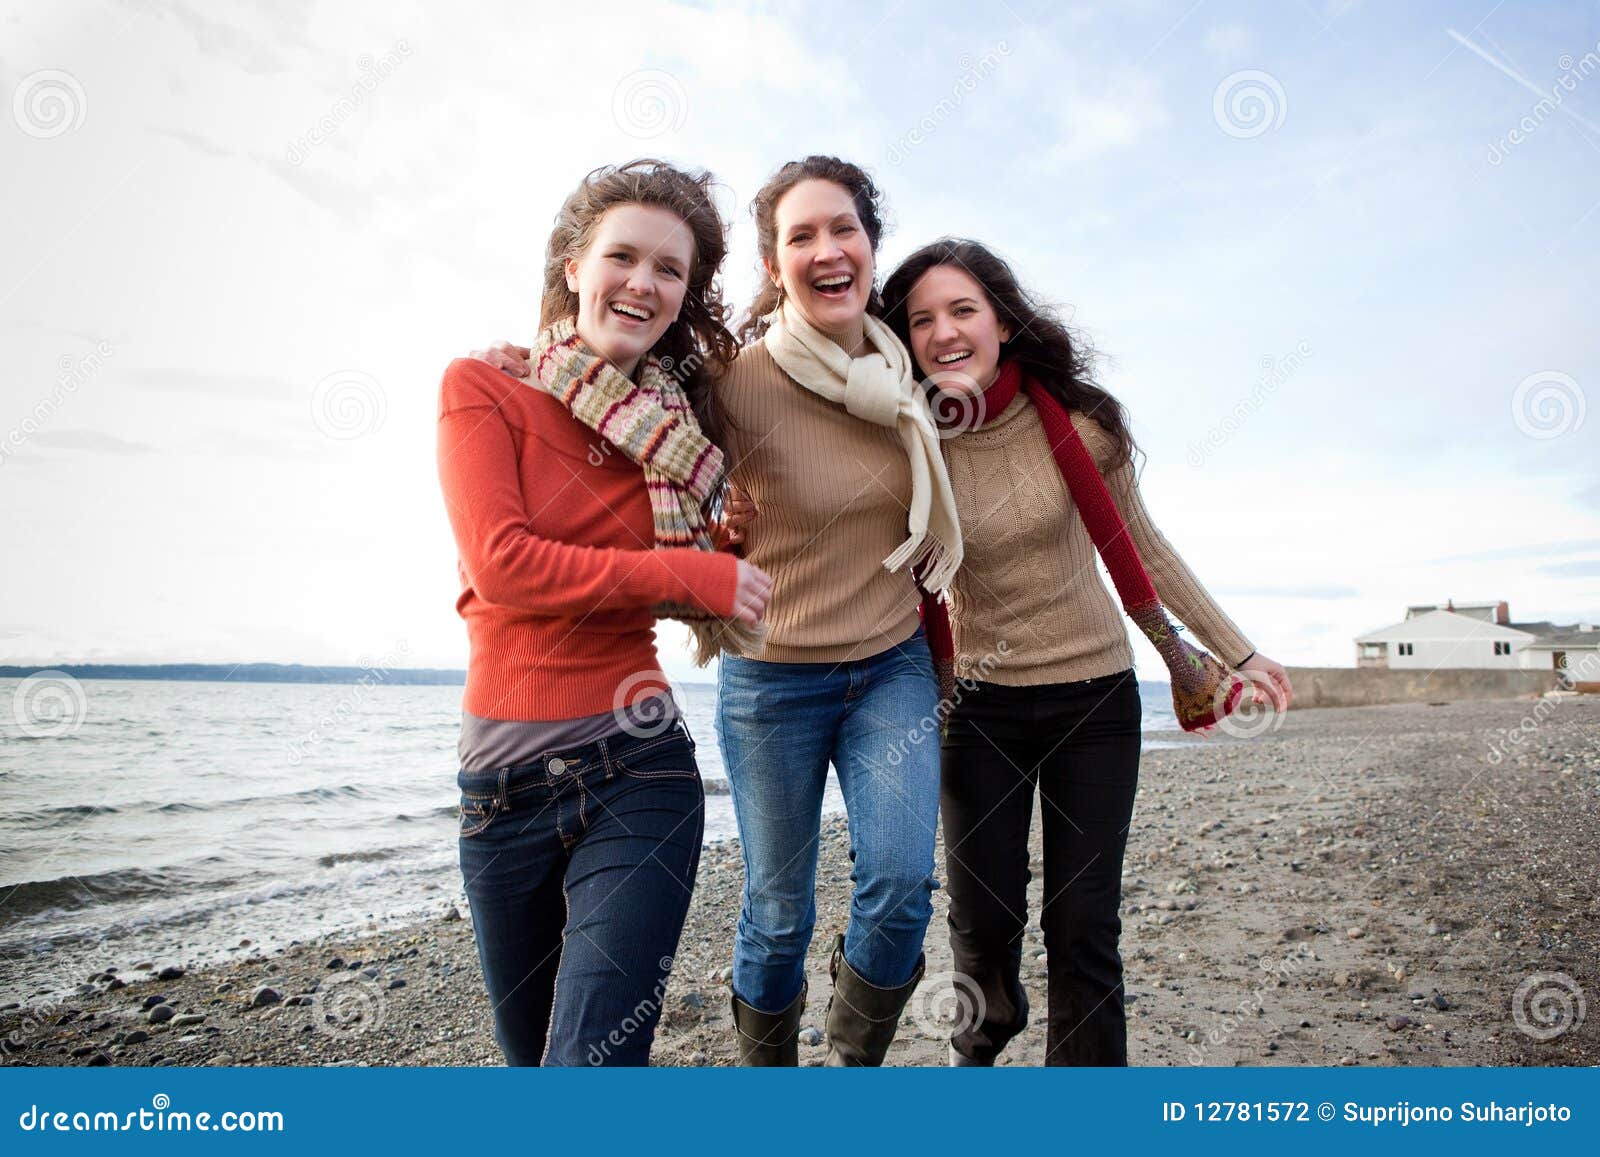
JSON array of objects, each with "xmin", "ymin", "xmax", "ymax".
[{"xmin": 1283, "ymin": 666, "xmax": 1561, "ymax": 709}]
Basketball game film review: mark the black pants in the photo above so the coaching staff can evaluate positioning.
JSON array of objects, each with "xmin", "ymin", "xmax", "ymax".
[{"xmin": 940, "ymin": 669, "xmax": 1141, "ymax": 1065}]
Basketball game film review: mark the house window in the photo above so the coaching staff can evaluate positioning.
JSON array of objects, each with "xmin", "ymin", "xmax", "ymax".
[
  {"xmin": 1397, "ymin": 642, "xmax": 1413, "ymax": 656},
  {"xmin": 1492, "ymin": 642, "xmax": 1511, "ymax": 656}
]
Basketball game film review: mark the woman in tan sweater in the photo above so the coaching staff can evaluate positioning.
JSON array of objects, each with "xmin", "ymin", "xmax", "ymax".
[{"xmin": 879, "ymin": 238, "xmax": 1293, "ymax": 1066}]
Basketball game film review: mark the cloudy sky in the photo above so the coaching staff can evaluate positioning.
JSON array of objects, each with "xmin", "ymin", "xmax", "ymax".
[{"xmin": 2, "ymin": 0, "xmax": 1596, "ymax": 680}]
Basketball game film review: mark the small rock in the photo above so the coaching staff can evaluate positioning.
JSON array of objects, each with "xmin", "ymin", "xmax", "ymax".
[
  {"xmin": 387, "ymin": 978, "xmax": 407, "ymax": 990},
  {"xmin": 86, "ymin": 1052, "xmax": 112, "ymax": 1066},
  {"xmin": 123, "ymin": 1030, "xmax": 150, "ymax": 1045},
  {"xmin": 361, "ymin": 968, "xmax": 381, "ymax": 980},
  {"xmin": 1386, "ymin": 1015, "xmax": 1416, "ymax": 1032},
  {"xmin": 442, "ymin": 907, "xmax": 462, "ymax": 923},
  {"xmin": 1347, "ymin": 927, "xmax": 1365, "ymax": 940},
  {"xmin": 157, "ymin": 965, "xmax": 185, "ymax": 981},
  {"xmin": 147, "ymin": 1004, "xmax": 176, "ymax": 1024},
  {"xmin": 1430, "ymin": 993, "xmax": 1452, "ymax": 1012},
  {"xmin": 171, "ymin": 1013, "xmax": 206, "ymax": 1028},
  {"xmin": 690, "ymin": 1051, "xmax": 708, "ymax": 1065},
  {"xmin": 141, "ymin": 995, "xmax": 168, "ymax": 1010},
  {"xmin": 680, "ymin": 992, "xmax": 704, "ymax": 1009},
  {"xmin": 248, "ymin": 986, "xmax": 283, "ymax": 1009},
  {"xmin": 798, "ymin": 1026, "xmax": 823, "ymax": 1046},
  {"xmin": 326, "ymin": 957, "xmax": 346, "ymax": 971}
]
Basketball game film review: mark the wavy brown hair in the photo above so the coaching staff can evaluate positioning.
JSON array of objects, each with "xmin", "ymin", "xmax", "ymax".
[
  {"xmin": 882, "ymin": 238, "xmax": 1138, "ymax": 473},
  {"xmin": 737, "ymin": 155, "xmax": 889, "ymax": 345},
  {"xmin": 541, "ymin": 159, "xmax": 738, "ymax": 447}
]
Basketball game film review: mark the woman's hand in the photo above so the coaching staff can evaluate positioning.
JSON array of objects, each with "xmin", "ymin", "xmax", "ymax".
[
  {"xmin": 1238, "ymin": 652, "xmax": 1294, "ymax": 713},
  {"xmin": 722, "ymin": 484, "xmax": 759, "ymax": 546},
  {"xmin": 468, "ymin": 341, "xmax": 532, "ymax": 378},
  {"xmin": 730, "ymin": 559, "xmax": 773, "ymax": 628}
]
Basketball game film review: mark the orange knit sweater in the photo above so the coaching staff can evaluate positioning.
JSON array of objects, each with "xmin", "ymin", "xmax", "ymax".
[{"xmin": 436, "ymin": 358, "xmax": 739, "ymax": 722}]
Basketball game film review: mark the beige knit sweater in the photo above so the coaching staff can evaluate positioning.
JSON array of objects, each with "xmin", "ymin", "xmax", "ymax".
[
  {"xmin": 943, "ymin": 391, "xmax": 1254, "ymax": 686},
  {"xmin": 717, "ymin": 339, "xmax": 923, "ymax": 663}
]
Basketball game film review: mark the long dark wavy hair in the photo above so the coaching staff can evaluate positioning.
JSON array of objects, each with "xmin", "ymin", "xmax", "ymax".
[
  {"xmin": 882, "ymin": 238, "xmax": 1138, "ymax": 472},
  {"xmin": 736, "ymin": 155, "xmax": 889, "ymax": 345},
  {"xmin": 542, "ymin": 159, "xmax": 738, "ymax": 452}
]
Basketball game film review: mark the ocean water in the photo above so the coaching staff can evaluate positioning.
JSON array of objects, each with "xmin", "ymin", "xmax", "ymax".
[{"xmin": 0, "ymin": 677, "xmax": 1184, "ymax": 999}]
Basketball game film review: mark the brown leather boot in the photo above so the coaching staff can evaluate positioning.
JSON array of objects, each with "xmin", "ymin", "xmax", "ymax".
[
  {"xmin": 823, "ymin": 935, "xmax": 925, "ymax": 1066},
  {"xmin": 730, "ymin": 981, "xmax": 806, "ymax": 1066}
]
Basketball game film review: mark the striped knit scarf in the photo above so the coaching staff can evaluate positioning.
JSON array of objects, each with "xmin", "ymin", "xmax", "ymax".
[{"xmin": 529, "ymin": 318, "xmax": 765, "ymax": 665}]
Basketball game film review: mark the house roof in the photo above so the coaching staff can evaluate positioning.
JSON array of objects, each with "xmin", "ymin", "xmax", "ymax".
[
  {"xmin": 1356, "ymin": 609, "xmax": 1535, "ymax": 644},
  {"xmin": 1518, "ymin": 630, "xmax": 1600, "ymax": 648}
]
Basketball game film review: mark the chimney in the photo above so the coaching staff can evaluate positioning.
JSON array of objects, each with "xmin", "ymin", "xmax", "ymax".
[
  {"xmin": 1445, "ymin": 598, "xmax": 1455, "ymax": 613},
  {"xmin": 1496, "ymin": 600, "xmax": 1509, "ymax": 625}
]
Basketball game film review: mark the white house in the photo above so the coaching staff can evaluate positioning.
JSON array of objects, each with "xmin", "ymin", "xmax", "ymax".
[{"xmin": 1355, "ymin": 600, "xmax": 1600, "ymax": 681}]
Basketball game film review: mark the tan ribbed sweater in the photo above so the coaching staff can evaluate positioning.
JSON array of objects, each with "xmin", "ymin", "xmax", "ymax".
[
  {"xmin": 943, "ymin": 392, "xmax": 1254, "ymax": 686},
  {"xmin": 717, "ymin": 339, "xmax": 922, "ymax": 663}
]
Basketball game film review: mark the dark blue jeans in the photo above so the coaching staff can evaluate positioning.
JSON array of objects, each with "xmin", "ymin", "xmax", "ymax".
[{"xmin": 456, "ymin": 720, "xmax": 703, "ymax": 1066}]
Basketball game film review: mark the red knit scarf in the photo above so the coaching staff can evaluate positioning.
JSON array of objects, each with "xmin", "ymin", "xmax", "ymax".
[{"xmin": 920, "ymin": 361, "xmax": 1243, "ymax": 732}]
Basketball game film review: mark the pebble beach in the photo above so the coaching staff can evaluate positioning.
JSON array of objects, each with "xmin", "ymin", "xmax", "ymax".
[{"xmin": 6, "ymin": 695, "xmax": 1596, "ymax": 1068}]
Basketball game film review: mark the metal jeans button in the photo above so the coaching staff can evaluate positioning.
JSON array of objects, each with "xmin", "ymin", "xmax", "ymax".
[{"xmin": 547, "ymin": 757, "xmax": 567, "ymax": 776}]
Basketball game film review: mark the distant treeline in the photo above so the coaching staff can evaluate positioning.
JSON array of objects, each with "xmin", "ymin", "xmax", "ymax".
[{"xmin": 0, "ymin": 663, "xmax": 468, "ymax": 686}]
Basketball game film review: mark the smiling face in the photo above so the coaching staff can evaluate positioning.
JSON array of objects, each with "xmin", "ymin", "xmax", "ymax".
[
  {"xmin": 564, "ymin": 203, "xmax": 695, "ymax": 379},
  {"xmin": 904, "ymin": 263, "xmax": 1013, "ymax": 397},
  {"xmin": 765, "ymin": 178, "xmax": 874, "ymax": 347}
]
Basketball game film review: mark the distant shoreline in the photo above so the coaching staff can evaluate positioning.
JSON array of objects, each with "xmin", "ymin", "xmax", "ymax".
[{"xmin": 0, "ymin": 662, "xmax": 725, "ymax": 688}]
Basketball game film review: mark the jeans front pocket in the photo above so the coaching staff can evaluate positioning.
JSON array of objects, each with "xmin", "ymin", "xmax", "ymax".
[
  {"xmin": 458, "ymin": 793, "xmax": 500, "ymax": 838},
  {"xmin": 613, "ymin": 730, "xmax": 700, "ymax": 782}
]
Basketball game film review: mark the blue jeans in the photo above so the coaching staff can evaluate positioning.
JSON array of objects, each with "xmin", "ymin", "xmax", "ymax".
[
  {"xmin": 715, "ymin": 626, "xmax": 940, "ymax": 1013},
  {"xmin": 456, "ymin": 721, "xmax": 703, "ymax": 1066}
]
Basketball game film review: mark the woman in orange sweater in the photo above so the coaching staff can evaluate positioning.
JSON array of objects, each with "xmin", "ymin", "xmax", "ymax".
[{"xmin": 436, "ymin": 160, "xmax": 770, "ymax": 1066}]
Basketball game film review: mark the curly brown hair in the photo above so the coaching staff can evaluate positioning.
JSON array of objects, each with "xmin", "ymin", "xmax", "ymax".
[
  {"xmin": 541, "ymin": 159, "xmax": 738, "ymax": 442},
  {"xmin": 736, "ymin": 155, "xmax": 889, "ymax": 345}
]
